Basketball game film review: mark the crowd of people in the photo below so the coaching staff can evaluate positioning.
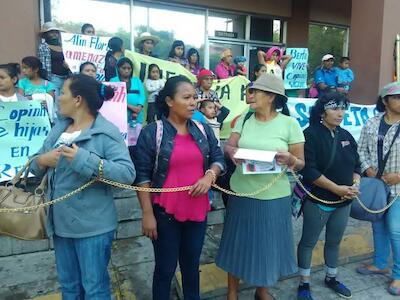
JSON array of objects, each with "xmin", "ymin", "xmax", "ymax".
[{"xmin": 0, "ymin": 20, "xmax": 399, "ymax": 300}]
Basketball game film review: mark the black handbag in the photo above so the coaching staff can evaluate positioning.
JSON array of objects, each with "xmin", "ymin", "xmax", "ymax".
[{"xmin": 351, "ymin": 122, "xmax": 400, "ymax": 221}]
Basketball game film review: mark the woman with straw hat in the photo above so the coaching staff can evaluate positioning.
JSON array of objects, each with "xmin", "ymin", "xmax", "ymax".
[
  {"xmin": 216, "ymin": 73, "xmax": 305, "ymax": 300},
  {"xmin": 135, "ymin": 32, "xmax": 160, "ymax": 57},
  {"xmin": 37, "ymin": 21, "xmax": 70, "ymax": 119}
]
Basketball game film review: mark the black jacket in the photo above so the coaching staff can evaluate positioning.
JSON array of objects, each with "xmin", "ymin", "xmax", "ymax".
[{"xmin": 301, "ymin": 123, "xmax": 361, "ymax": 207}]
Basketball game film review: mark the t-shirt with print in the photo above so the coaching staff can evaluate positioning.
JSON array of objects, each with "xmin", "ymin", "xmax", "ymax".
[
  {"xmin": 18, "ymin": 78, "xmax": 55, "ymax": 96},
  {"xmin": 230, "ymin": 113, "xmax": 305, "ymax": 200}
]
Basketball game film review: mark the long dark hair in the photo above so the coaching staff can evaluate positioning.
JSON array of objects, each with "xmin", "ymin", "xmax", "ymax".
[
  {"xmin": 0, "ymin": 63, "xmax": 21, "ymax": 84},
  {"xmin": 156, "ymin": 75, "xmax": 192, "ymax": 118},
  {"xmin": 252, "ymin": 63, "xmax": 265, "ymax": 81},
  {"xmin": 168, "ymin": 40, "xmax": 185, "ymax": 59},
  {"xmin": 376, "ymin": 96, "xmax": 387, "ymax": 112},
  {"xmin": 105, "ymin": 37, "xmax": 123, "ymax": 67},
  {"xmin": 187, "ymin": 48, "xmax": 200, "ymax": 66},
  {"xmin": 21, "ymin": 56, "xmax": 48, "ymax": 80},
  {"xmin": 309, "ymin": 92, "xmax": 349, "ymax": 125},
  {"xmin": 68, "ymin": 74, "xmax": 114, "ymax": 115}
]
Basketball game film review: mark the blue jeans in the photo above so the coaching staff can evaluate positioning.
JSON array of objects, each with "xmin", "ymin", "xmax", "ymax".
[
  {"xmin": 372, "ymin": 198, "xmax": 400, "ymax": 279},
  {"xmin": 152, "ymin": 205, "xmax": 207, "ymax": 300},
  {"xmin": 53, "ymin": 231, "xmax": 115, "ymax": 300},
  {"xmin": 50, "ymin": 74, "xmax": 66, "ymax": 120}
]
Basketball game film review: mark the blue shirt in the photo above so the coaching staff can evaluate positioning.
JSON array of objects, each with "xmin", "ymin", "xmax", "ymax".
[
  {"xmin": 314, "ymin": 67, "xmax": 338, "ymax": 89},
  {"xmin": 18, "ymin": 78, "xmax": 55, "ymax": 96},
  {"xmin": 335, "ymin": 67, "xmax": 354, "ymax": 91}
]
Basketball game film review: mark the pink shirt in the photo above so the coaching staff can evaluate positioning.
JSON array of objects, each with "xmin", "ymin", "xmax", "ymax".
[
  {"xmin": 215, "ymin": 61, "xmax": 236, "ymax": 79},
  {"xmin": 153, "ymin": 134, "xmax": 210, "ymax": 222}
]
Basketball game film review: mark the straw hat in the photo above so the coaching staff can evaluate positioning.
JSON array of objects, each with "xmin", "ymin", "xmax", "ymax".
[
  {"xmin": 134, "ymin": 32, "xmax": 160, "ymax": 48},
  {"xmin": 251, "ymin": 73, "xmax": 287, "ymax": 101},
  {"xmin": 39, "ymin": 21, "xmax": 65, "ymax": 34}
]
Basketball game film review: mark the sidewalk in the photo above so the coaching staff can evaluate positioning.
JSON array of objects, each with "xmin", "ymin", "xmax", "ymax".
[{"xmin": 0, "ymin": 215, "xmax": 391, "ymax": 300}]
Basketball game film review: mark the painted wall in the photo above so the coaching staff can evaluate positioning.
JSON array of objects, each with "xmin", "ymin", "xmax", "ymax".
[{"xmin": 0, "ymin": 0, "xmax": 40, "ymax": 64}]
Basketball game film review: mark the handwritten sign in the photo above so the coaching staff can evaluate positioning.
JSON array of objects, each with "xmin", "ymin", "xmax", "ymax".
[
  {"xmin": 99, "ymin": 82, "xmax": 128, "ymax": 144},
  {"xmin": 61, "ymin": 33, "xmax": 110, "ymax": 81},
  {"xmin": 287, "ymin": 97, "xmax": 378, "ymax": 141},
  {"xmin": 284, "ymin": 48, "xmax": 309, "ymax": 90},
  {"xmin": 0, "ymin": 101, "xmax": 51, "ymax": 182}
]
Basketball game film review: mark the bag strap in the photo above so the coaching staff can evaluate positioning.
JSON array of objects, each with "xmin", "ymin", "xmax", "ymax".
[
  {"xmin": 377, "ymin": 123, "xmax": 400, "ymax": 178},
  {"xmin": 322, "ymin": 128, "xmax": 339, "ymax": 174},
  {"xmin": 10, "ymin": 157, "xmax": 36, "ymax": 185},
  {"xmin": 154, "ymin": 120, "xmax": 163, "ymax": 174}
]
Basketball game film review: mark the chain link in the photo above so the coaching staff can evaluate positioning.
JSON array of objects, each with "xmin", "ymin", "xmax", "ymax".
[
  {"xmin": 289, "ymin": 169, "xmax": 400, "ymax": 214},
  {"xmin": 0, "ymin": 167, "xmax": 398, "ymax": 214}
]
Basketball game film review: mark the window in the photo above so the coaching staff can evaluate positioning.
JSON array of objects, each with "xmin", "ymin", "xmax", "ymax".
[
  {"xmin": 51, "ymin": 0, "xmax": 131, "ymax": 47},
  {"xmin": 308, "ymin": 23, "xmax": 349, "ymax": 76},
  {"xmin": 250, "ymin": 17, "xmax": 281, "ymax": 43},
  {"xmin": 208, "ymin": 12, "xmax": 246, "ymax": 40}
]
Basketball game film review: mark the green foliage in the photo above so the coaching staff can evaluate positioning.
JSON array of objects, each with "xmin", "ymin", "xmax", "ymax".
[{"xmin": 308, "ymin": 24, "xmax": 347, "ymax": 79}]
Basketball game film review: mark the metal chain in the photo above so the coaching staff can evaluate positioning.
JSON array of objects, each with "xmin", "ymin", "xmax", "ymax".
[
  {"xmin": 1, "ymin": 167, "xmax": 398, "ymax": 215},
  {"xmin": 289, "ymin": 169, "xmax": 400, "ymax": 214}
]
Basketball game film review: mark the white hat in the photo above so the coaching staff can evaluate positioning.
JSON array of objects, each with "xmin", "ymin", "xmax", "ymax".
[
  {"xmin": 321, "ymin": 54, "xmax": 334, "ymax": 61},
  {"xmin": 134, "ymin": 32, "xmax": 160, "ymax": 49},
  {"xmin": 39, "ymin": 21, "xmax": 65, "ymax": 34}
]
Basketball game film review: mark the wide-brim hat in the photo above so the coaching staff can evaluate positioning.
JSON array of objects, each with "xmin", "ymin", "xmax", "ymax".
[
  {"xmin": 251, "ymin": 73, "xmax": 287, "ymax": 101},
  {"xmin": 134, "ymin": 32, "xmax": 160, "ymax": 48},
  {"xmin": 380, "ymin": 82, "xmax": 400, "ymax": 98},
  {"xmin": 39, "ymin": 21, "xmax": 65, "ymax": 34}
]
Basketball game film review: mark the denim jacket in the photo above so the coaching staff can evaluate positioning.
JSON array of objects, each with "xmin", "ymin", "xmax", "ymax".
[
  {"xmin": 133, "ymin": 117, "xmax": 225, "ymax": 188},
  {"xmin": 30, "ymin": 114, "xmax": 136, "ymax": 238}
]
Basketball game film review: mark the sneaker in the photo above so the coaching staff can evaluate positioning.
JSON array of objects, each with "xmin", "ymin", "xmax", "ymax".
[
  {"xmin": 325, "ymin": 277, "xmax": 352, "ymax": 298},
  {"xmin": 297, "ymin": 283, "xmax": 314, "ymax": 300}
]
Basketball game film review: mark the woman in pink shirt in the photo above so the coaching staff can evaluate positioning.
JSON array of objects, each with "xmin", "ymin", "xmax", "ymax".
[
  {"xmin": 132, "ymin": 75, "xmax": 225, "ymax": 300},
  {"xmin": 215, "ymin": 48, "xmax": 236, "ymax": 79}
]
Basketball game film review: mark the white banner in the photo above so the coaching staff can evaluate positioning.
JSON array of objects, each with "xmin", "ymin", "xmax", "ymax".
[
  {"xmin": 61, "ymin": 33, "xmax": 110, "ymax": 81},
  {"xmin": 287, "ymin": 98, "xmax": 378, "ymax": 141}
]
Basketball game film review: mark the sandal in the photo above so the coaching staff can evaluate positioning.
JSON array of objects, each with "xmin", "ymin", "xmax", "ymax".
[
  {"xmin": 356, "ymin": 264, "xmax": 389, "ymax": 275},
  {"xmin": 388, "ymin": 285, "xmax": 400, "ymax": 296}
]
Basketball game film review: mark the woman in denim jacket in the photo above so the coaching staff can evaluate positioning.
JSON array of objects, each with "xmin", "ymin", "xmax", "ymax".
[
  {"xmin": 132, "ymin": 75, "xmax": 225, "ymax": 300},
  {"xmin": 30, "ymin": 74, "xmax": 136, "ymax": 300}
]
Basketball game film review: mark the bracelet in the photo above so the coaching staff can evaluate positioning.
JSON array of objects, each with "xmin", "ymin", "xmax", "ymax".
[
  {"xmin": 98, "ymin": 159, "xmax": 104, "ymax": 178},
  {"xmin": 353, "ymin": 178, "xmax": 360, "ymax": 185},
  {"xmin": 205, "ymin": 169, "xmax": 217, "ymax": 184}
]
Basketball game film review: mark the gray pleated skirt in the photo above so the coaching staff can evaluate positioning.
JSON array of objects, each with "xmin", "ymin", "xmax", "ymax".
[{"xmin": 216, "ymin": 195, "xmax": 297, "ymax": 287}]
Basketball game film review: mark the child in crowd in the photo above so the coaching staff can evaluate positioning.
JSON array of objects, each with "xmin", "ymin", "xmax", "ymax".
[
  {"xmin": 79, "ymin": 62, "xmax": 97, "ymax": 79},
  {"xmin": 18, "ymin": 56, "xmax": 56, "ymax": 122},
  {"xmin": 18, "ymin": 56, "xmax": 55, "ymax": 100},
  {"xmin": 234, "ymin": 56, "xmax": 247, "ymax": 77},
  {"xmin": 168, "ymin": 40, "xmax": 189, "ymax": 69},
  {"xmin": 252, "ymin": 63, "xmax": 267, "ymax": 81},
  {"xmin": 110, "ymin": 57, "xmax": 145, "ymax": 149},
  {"xmin": 144, "ymin": 64, "xmax": 164, "ymax": 123},
  {"xmin": 187, "ymin": 48, "xmax": 202, "ymax": 76},
  {"xmin": 199, "ymin": 99, "xmax": 220, "ymax": 143},
  {"xmin": 0, "ymin": 63, "xmax": 27, "ymax": 102},
  {"xmin": 336, "ymin": 56, "xmax": 354, "ymax": 93}
]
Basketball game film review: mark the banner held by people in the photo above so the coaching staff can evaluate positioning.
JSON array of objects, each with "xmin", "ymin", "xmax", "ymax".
[
  {"xmin": 61, "ymin": 33, "xmax": 110, "ymax": 81},
  {"xmin": 0, "ymin": 101, "xmax": 51, "ymax": 182},
  {"xmin": 99, "ymin": 82, "xmax": 128, "ymax": 144},
  {"xmin": 287, "ymin": 97, "xmax": 378, "ymax": 141},
  {"xmin": 284, "ymin": 48, "xmax": 308, "ymax": 90}
]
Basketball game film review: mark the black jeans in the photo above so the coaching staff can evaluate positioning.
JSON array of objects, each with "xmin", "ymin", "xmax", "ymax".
[{"xmin": 152, "ymin": 205, "xmax": 207, "ymax": 300}]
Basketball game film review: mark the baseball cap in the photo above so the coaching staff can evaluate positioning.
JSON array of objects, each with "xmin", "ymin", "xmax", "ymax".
[
  {"xmin": 380, "ymin": 82, "xmax": 400, "ymax": 98},
  {"xmin": 322, "ymin": 54, "xmax": 334, "ymax": 61}
]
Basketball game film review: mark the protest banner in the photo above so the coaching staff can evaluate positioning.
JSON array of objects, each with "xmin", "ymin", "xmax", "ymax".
[
  {"xmin": 61, "ymin": 33, "xmax": 110, "ymax": 81},
  {"xmin": 99, "ymin": 82, "xmax": 128, "ymax": 144},
  {"xmin": 284, "ymin": 48, "xmax": 308, "ymax": 90},
  {"xmin": 0, "ymin": 101, "xmax": 51, "ymax": 182},
  {"xmin": 125, "ymin": 50, "xmax": 378, "ymax": 140},
  {"xmin": 287, "ymin": 97, "xmax": 378, "ymax": 141}
]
